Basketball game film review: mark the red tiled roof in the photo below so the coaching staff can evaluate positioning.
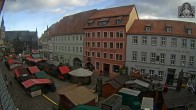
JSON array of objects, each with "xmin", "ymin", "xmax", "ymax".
[
  {"xmin": 14, "ymin": 69, "xmax": 20, "ymax": 77},
  {"xmin": 89, "ymin": 5, "xmax": 135, "ymax": 19},
  {"xmin": 22, "ymin": 79, "xmax": 52, "ymax": 88},
  {"xmin": 48, "ymin": 9, "xmax": 97, "ymax": 36},
  {"xmin": 59, "ymin": 66, "xmax": 70, "ymax": 75},
  {"xmin": 28, "ymin": 66, "xmax": 40, "ymax": 74},
  {"xmin": 128, "ymin": 19, "xmax": 196, "ymax": 38}
]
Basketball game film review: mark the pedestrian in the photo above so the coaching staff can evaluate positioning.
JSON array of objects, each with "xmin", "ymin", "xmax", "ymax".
[
  {"xmin": 9, "ymin": 81, "xmax": 12, "ymax": 87},
  {"xmin": 6, "ymin": 81, "xmax": 9, "ymax": 87}
]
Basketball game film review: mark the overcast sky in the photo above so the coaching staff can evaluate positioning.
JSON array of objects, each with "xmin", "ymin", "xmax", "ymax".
[{"xmin": 1, "ymin": 0, "xmax": 196, "ymax": 37}]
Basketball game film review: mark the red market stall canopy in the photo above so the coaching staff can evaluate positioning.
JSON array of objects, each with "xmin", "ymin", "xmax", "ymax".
[
  {"xmin": 22, "ymin": 79, "xmax": 52, "ymax": 88},
  {"xmin": 7, "ymin": 59, "xmax": 22, "ymax": 65},
  {"xmin": 59, "ymin": 66, "xmax": 71, "ymax": 75},
  {"xmin": 27, "ymin": 58, "xmax": 43, "ymax": 63},
  {"xmin": 28, "ymin": 66, "xmax": 40, "ymax": 74}
]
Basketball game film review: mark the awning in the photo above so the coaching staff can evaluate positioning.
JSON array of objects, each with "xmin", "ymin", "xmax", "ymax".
[
  {"xmin": 35, "ymin": 71, "xmax": 47, "ymax": 78},
  {"xmin": 31, "ymin": 54, "xmax": 41, "ymax": 59},
  {"xmin": 22, "ymin": 79, "xmax": 52, "ymax": 88},
  {"xmin": 14, "ymin": 69, "xmax": 20, "ymax": 77},
  {"xmin": 59, "ymin": 66, "xmax": 70, "ymax": 74},
  {"xmin": 69, "ymin": 68, "xmax": 92, "ymax": 77},
  {"xmin": 28, "ymin": 66, "xmax": 40, "ymax": 74}
]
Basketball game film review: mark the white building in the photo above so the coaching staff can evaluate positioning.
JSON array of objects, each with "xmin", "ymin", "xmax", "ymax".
[
  {"xmin": 50, "ymin": 10, "xmax": 97, "ymax": 67},
  {"xmin": 126, "ymin": 20, "xmax": 196, "ymax": 85}
]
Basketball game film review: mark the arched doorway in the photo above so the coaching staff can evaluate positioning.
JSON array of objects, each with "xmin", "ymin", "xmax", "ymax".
[
  {"xmin": 73, "ymin": 57, "xmax": 82, "ymax": 67},
  {"xmin": 85, "ymin": 62, "xmax": 94, "ymax": 71}
]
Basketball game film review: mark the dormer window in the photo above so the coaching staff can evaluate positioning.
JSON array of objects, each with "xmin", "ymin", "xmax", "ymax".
[
  {"xmin": 116, "ymin": 16, "xmax": 123, "ymax": 24},
  {"xmin": 98, "ymin": 18, "xmax": 109, "ymax": 26},
  {"xmin": 116, "ymin": 19, "xmax": 121, "ymax": 24},
  {"xmin": 88, "ymin": 20, "xmax": 94, "ymax": 26},
  {"xmin": 145, "ymin": 26, "xmax": 151, "ymax": 32},
  {"xmin": 98, "ymin": 21, "xmax": 107, "ymax": 26},
  {"xmin": 166, "ymin": 27, "xmax": 172, "ymax": 32},
  {"xmin": 187, "ymin": 29, "xmax": 192, "ymax": 35}
]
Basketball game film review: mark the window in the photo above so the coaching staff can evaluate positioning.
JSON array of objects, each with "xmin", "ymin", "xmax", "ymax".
[
  {"xmin": 85, "ymin": 51, "xmax": 88, "ymax": 56},
  {"xmin": 104, "ymin": 42, "xmax": 107, "ymax": 48},
  {"xmin": 113, "ymin": 65, "xmax": 120, "ymax": 73},
  {"xmin": 85, "ymin": 42, "xmax": 88, "ymax": 47},
  {"xmin": 189, "ymin": 56, "xmax": 194, "ymax": 67},
  {"xmin": 92, "ymin": 32, "xmax": 95, "ymax": 38},
  {"xmin": 68, "ymin": 36, "xmax": 70, "ymax": 40},
  {"xmin": 88, "ymin": 33, "xmax": 91, "ymax": 38},
  {"xmin": 116, "ymin": 43, "xmax": 123, "ymax": 49},
  {"xmin": 76, "ymin": 36, "xmax": 78, "ymax": 41},
  {"xmin": 88, "ymin": 52, "xmax": 90, "ymax": 56},
  {"xmin": 158, "ymin": 71, "xmax": 164, "ymax": 81},
  {"xmin": 171, "ymin": 38, "xmax": 177, "ymax": 47},
  {"xmin": 116, "ymin": 19, "xmax": 121, "ymax": 24},
  {"xmin": 110, "ymin": 42, "xmax": 114, "ymax": 48},
  {"xmin": 182, "ymin": 39, "xmax": 187, "ymax": 48},
  {"xmin": 133, "ymin": 36, "xmax": 138, "ymax": 44},
  {"xmin": 97, "ymin": 42, "xmax": 101, "ymax": 48},
  {"xmin": 104, "ymin": 32, "xmax": 108, "ymax": 38},
  {"xmin": 109, "ymin": 54, "xmax": 113, "ymax": 59},
  {"xmin": 190, "ymin": 40, "xmax": 195, "ymax": 49},
  {"xmin": 145, "ymin": 26, "xmax": 151, "ymax": 32},
  {"xmin": 116, "ymin": 31, "xmax": 123, "ymax": 38},
  {"xmin": 132, "ymin": 51, "xmax": 137, "ymax": 61},
  {"xmin": 141, "ymin": 69, "xmax": 146, "ymax": 75},
  {"xmin": 92, "ymin": 52, "xmax": 95, "ymax": 57},
  {"xmin": 62, "ymin": 46, "xmax": 64, "ymax": 50},
  {"xmin": 116, "ymin": 54, "xmax": 122, "ymax": 61},
  {"xmin": 142, "ymin": 36, "xmax": 147, "ymax": 45},
  {"xmin": 103, "ymin": 53, "xmax": 108, "ymax": 59},
  {"xmin": 96, "ymin": 62, "xmax": 100, "ymax": 69},
  {"xmin": 98, "ymin": 21, "xmax": 107, "ymax": 26},
  {"xmin": 73, "ymin": 47, "xmax": 75, "ymax": 52},
  {"xmin": 161, "ymin": 37, "xmax": 166, "ymax": 46},
  {"xmin": 150, "ymin": 53, "xmax": 156, "ymax": 63},
  {"xmin": 80, "ymin": 36, "xmax": 82, "ymax": 40},
  {"xmin": 149, "ymin": 70, "xmax": 155, "ymax": 77},
  {"xmin": 97, "ymin": 52, "xmax": 101, "ymax": 58},
  {"xmin": 76, "ymin": 47, "xmax": 78, "ymax": 52},
  {"xmin": 68, "ymin": 46, "xmax": 70, "ymax": 51},
  {"xmin": 65, "ymin": 46, "xmax": 67, "ymax": 51},
  {"xmin": 110, "ymin": 32, "xmax": 114, "ymax": 38},
  {"xmin": 92, "ymin": 42, "xmax": 95, "ymax": 47},
  {"xmin": 166, "ymin": 27, "xmax": 172, "ymax": 32},
  {"xmin": 88, "ymin": 42, "xmax": 90, "ymax": 47},
  {"xmin": 160, "ymin": 53, "xmax": 165, "ymax": 64},
  {"xmin": 141, "ymin": 52, "xmax": 147, "ymax": 62},
  {"xmin": 187, "ymin": 29, "xmax": 192, "ymax": 35},
  {"xmin": 170, "ymin": 54, "xmax": 176, "ymax": 65},
  {"xmin": 181, "ymin": 55, "xmax": 186, "ymax": 66},
  {"xmin": 73, "ymin": 36, "xmax": 75, "ymax": 41},
  {"xmin": 97, "ymin": 32, "xmax": 101, "ymax": 38},
  {"xmin": 80, "ymin": 47, "xmax": 82, "ymax": 52},
  {"xmin": 151, "ymin": 37, "xmax": 157, "ymax": 46}
]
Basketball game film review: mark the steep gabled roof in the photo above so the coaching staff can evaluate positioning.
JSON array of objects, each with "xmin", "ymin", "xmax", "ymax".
[
  {"xmin": 89, "ymin": 5, "xmax": 135, "ymax": 19},
  {"xmin": 128, "ymin": 19, "xmax": 196, "ymax": 38}
]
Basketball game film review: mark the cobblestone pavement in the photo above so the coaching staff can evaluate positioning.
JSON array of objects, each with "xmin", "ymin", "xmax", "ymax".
[{"xmin": 0, "ymin": 62, "xmax": 109, "ymax": 110}]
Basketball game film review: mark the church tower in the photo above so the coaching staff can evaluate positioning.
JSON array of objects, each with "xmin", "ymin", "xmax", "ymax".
[{"xmin": 0, "ymin": 16, "xmax": 5, "ymax": 39}]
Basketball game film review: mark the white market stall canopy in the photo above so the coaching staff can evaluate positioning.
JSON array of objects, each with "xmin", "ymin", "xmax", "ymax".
[{"xmin": 69, "ymin": 68, "xmax": 93, "ymax": 77}]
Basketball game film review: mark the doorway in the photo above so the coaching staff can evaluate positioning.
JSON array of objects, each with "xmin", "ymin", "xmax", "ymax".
[
  {"xmin": 103, "ymin": 63, "xmax": 110, "ymax": 76},
  {"xmin": 166, "ymin": 68, "xmax": 176, "ymax": 85}
]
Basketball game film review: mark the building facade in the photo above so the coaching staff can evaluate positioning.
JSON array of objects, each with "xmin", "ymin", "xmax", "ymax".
[
  {"xmin": 126, "ymin": 20, "xmax": 196, "ymax": 85},
  {"xmin": 84, "ymin": 5, "xmax": 138, "ymax": 77},
  {"xmin": 50, "ymin": 10, "xmax": 97, "ymax": 67}
]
